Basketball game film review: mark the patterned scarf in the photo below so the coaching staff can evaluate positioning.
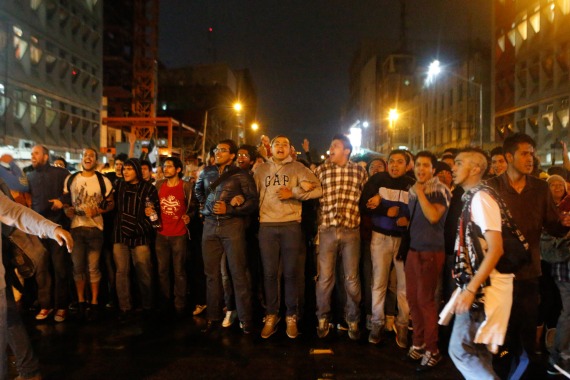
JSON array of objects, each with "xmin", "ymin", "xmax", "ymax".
[{"xmin": 453, "ymin": 184, "xmax": 529, "ymax": 292}]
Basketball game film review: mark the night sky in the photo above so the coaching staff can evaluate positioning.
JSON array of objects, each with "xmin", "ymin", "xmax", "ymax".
[{"xmin": 159, "ymin": 1, "xmax": 491, "ymax": 153}]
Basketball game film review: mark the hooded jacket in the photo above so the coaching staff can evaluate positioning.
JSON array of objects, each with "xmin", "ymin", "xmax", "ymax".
[
  {"xmin": 253, "ymin": 156, "xmax": 322, "ymax": 224},
  {"xmin": 113, "ymin": 158, "xmax": 160, "ymax": 247}
]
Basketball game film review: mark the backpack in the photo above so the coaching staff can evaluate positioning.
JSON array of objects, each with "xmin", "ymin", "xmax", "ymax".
[
  {"xmin": 66, "ymin": 171, "xmax": 109, "ymax": 197},
  {"xmin": 459, "ymin": 185, "xmax": 530, "ymax": 275}
]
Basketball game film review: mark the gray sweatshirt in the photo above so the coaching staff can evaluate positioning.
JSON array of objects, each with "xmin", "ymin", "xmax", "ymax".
[{"xmin": 254, "ymin": 157, "xmax": 322, "ymax": 224}]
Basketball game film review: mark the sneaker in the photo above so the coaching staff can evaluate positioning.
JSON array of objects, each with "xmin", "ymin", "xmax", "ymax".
[
  {"xmin": 317, "ymin": 317, "xmax": 331, "ymax": 338},
  {"xmin": 222, "ymin": 310, "xmax": 237, "ymax": 327},
  {"xmin": 407, "ymin": 345, "xmax": 425, "ymax": 361},
  {"xmin": 193, "ymin": 304, "xmax": 207, "ymax": 316},
  {"xmin": 554, "ymin": 358, "xmax": 570, "ymax": 379},
  {"xmin": 286, "ymin": 315, "xmax": 298, "ymax": 339},
  {"xmin": 347, "ymin": 321, "xmax": 360, "ymax": 341},
  {"xmin": 395, "ymin": 323, "xmax": 409, "ymax": 348},
  {"xmin": 385, "ymin": 315, "xmax": 395, "ymax": 332},
  {"xmin": 35, "ymin": 308, "xmax": 53, "ymax": 321},
  {"xmin": 54, "ymin": 309, "xmax": 67, "ymax": 323},
  {"xmin": 261, "ymin": 314, "xmax": 280, "ymax": 339},
  {"xmin": 416, "ymin": 350, "xmax": 442, "ymax": 372},
  {"xmin": 368, "ymin": 323, "xmax": 383, "ymax": 344},
  {"xmin": 547, "ymin": 362, "xmax": 561, "ymax": 376}
]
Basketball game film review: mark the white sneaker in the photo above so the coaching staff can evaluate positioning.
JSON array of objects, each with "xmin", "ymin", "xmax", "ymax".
[
  {"xmin": 222, "ymin": 310, "xmax": 237, "ymax": 327},
  {"xmin": 192, "ymin": 304, "xmax": 207, "ymax": 316}
]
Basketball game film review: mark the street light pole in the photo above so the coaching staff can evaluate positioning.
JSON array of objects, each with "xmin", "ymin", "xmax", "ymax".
[{"xmin": 201, "ymin": 110, "xmax": 209, "ymax": 162}]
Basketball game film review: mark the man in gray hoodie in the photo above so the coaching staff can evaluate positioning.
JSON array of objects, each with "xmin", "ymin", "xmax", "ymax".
[{"xmin": 254, "ymin": 135, "xmax": 322, "ymax": 339}]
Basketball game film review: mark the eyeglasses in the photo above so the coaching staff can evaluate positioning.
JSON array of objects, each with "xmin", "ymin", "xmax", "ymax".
[
  {"xmin": 214, "ymin": 148, "xmax": 230, "ymax": 153},
  {"xmin": 237, "ymin": 153, "xmax": 250, "ymax": 158}
]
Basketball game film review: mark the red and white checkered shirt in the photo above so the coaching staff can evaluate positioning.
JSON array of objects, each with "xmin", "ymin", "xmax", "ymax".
[{"xmin": 314, "ymin": 160, "xmax": 368, "ymax": 229}]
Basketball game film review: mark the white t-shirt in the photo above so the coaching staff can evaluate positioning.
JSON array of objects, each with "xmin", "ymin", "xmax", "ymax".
[
  {"xmin": 471, "ymin": 191, "xmax": 501, "ymax": 233},
  {"xmin": 64, "ymin": 173, "xmax": 113, "ymax": 230}
]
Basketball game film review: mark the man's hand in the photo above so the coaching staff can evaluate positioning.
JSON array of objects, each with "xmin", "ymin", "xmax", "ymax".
[
  {"xmin": 387, "ymin": 206, "xmax": 400, "ymax": 217},
  {"xmin": 396, "ymin": 216, "xmax": 408, "ymax": 227},
  {"xmin": 213, "ymin": 200, "xmax": 227, "ymax": 215},
  {"xmin": 230, "ymin": 195, "xmax": 245, "ymax": 207},
  {"xmin": 144, "ymin": 206, "xmax": 153, "ymax": 216},
  {"xmin": 453, "ymin": 289, "xmax": 476, "ymax": 315},
  {"xmin": 277, "ymin": 186, "xmax": 293, "ymax": 200},
  {"xmin": 53, "ymin": 227, "xmax": 73, "ymax": 253},
  {"xmin": 413, "ymin": 182, "xmax": 425, "ymax": 195},
  {"xmin": 49, "ymin": 199, "xmax": 63, "ymax": 210},
  {"xmin": 302, "ymin": 139, "xmax": 310, "ymax": 153},
  {"xmin": 84, "ymin": 207, "xmax": 100, "ymax": 218},
  {"xmin": 181, "ymin": 214, "xmax": 190, "ymax": 224},
  {"xmin": 64, "ymin": 206, "xmax": 75, "ymax": 218},
  {"xmin": 561, "ymin": 211, "xmax": 570, "ymax": 227},
  {"xmin": 300, "ymin": 181, "xmax": 315, "ymax": 192},
  {"xmin": 366, "ymin": 194, "xmax": 381, "ymax": 209}
]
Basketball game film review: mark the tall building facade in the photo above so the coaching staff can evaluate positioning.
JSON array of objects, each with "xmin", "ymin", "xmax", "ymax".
[
  {"xmin": 495, "ymin": 0, "xmax": 570, "ymax": 164},
  {"xmin": 0, "ymin": 0, "xmax": 103, "ymax": 159}
]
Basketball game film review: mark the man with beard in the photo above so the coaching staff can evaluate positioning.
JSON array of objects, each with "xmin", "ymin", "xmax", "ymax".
[
  {"xmin": 154, "ymin": 157, "xmax": 195, "ymax": 314},
  {"xmin": 63, "ymin": 148, "xmax": 114, "ymax": 321},
  {"xmin": 195, "ymin": 139, "xmax": 258, "ymax": 334},
  {"xmin": 487, "ymin": 133, "xmax": 570, "ymax": 379},
  {"xmin": 27, "ymin": 145, "xmax": 71, "ymax": 322},
  {"xmin": 113, "ymin": 158, "xmax": 160, "ymax": 319}
]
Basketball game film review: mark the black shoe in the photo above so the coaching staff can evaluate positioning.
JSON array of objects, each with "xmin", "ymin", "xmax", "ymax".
[{"xmin": 201, "ymin": 320, "xmax": 220, "ymax": 334}]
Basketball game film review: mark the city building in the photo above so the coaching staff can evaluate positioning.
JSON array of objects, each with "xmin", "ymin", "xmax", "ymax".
[
  {"xmin": 157, "ymin": 63, "xmax": 257, "ymax": 154},
  {"xmin": 494, "ymin": 0, "xmax": 570, "ymax": 165},
  {"xmin": 0, "ymin": 0, "xmax": 103, "ymax": 162}
]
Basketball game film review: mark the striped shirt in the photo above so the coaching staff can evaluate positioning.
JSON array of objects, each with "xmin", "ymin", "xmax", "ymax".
[{"xmin": 314, "ymin": 160, "xmax": 368, "ymax": 229}]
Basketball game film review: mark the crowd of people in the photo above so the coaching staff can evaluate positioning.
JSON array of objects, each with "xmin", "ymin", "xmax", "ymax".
[{"xmin": 0, "ymin": 131, "xmax": 569, "ymax": 379}]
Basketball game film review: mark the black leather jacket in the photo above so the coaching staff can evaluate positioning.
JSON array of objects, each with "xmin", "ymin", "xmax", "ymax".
[{"xmin": 195, "ymin": 165, "xmax": 258, "ymax": 220}]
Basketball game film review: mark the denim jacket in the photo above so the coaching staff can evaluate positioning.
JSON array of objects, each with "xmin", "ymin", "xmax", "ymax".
[{"xmin": 195, "ymin": 165, "xmax": 258, "ymax": 220}]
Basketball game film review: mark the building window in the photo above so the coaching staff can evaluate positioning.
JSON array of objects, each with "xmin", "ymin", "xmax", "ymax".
[
  {"xmin": 30, "ymin": 94, "xmax": 42, "ymax": 124},
  {"xmin": 0, "ymin": 84, "xmax": 8, "ymax": 117},
  {"xmin": 13, "ymin": 26, "xmax": 28, "ymax": 61},
  {"xmin": 30, "ymin": 36, "xmax": 42, "ymax": 65},
  {"xmin": 30, "ymin": 0, "xmax": 43, "ymax": 10}
]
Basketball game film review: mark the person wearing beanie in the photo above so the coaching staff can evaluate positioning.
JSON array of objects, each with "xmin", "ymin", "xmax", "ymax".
[{"xmin": 113, "ymin": 158, "xmax": 160, "ymax": 319}]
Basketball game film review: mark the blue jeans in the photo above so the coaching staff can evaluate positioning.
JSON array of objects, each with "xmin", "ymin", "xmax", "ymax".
[
  {"xmin": 551, "ymin": 280, "xmax": 570, "ymax": 363},
  {"xmin": 202, "ymin": 218, "xmax": 252, "ymax": 323},
  {"xmin": 156, "ymin": 234, "xmax": 187, "ymax": 310},
  {"xmin": 71, "ymin": 227, "xmax": 103, "ymax": 283},
  {"xmin": 37, "ymin": 238, "xmax": 70, "ymax": 309},
  {"xmin": 370, "ymin": 231, "xmax": 409, "ymax": 326},
  {"xmin": 113, "ymin": 243, "xmax": 153, "ymax": 311},
  {"xmin": 315, "ymin": 226, "xmax": 361, "ymax": 323},
  {"xmin": 449, "ymin": 308, "xmax": 500, "ymax": 380},
  {"xmin": 259, "ymin": 223, "xmax": 304, "ymax": 316}
]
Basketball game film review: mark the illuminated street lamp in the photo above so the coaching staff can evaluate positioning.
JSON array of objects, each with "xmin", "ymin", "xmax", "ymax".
[
  {"xmin": 427, "ymin": 59, "xmax": 483, "ymax": 148},
  {"xmin": 233, "ymin": 102, "xmax": 243, "ymax": 112},
  {"xmin": 388, "ymin": 109, "xmax": 399, "ymax": 124},
  {"xmin": 251, "ymin": 122, "xmax": 259, "ymax": 131}
]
